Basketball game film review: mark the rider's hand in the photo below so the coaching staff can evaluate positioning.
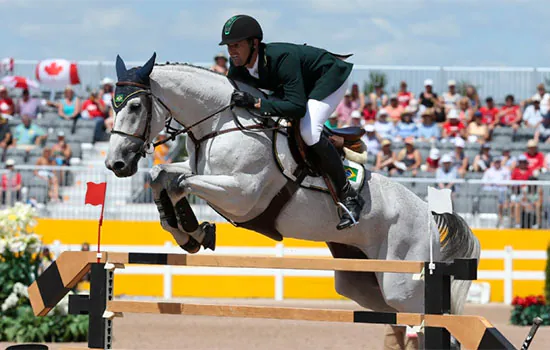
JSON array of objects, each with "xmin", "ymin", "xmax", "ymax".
[{"xmin": 231, "ymin": 91, "xmax": 258, "ymax": 108}]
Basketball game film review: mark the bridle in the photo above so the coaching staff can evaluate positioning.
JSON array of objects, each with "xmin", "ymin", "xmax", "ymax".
[{"xmin": 111, "ymin": 80, "xmax": 282, "ymax": 164}]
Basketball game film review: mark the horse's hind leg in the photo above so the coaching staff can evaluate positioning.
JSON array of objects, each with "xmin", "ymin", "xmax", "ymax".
[{"xmin": 150, "ymin": 162, "xmax": 216, "ymax": 253}]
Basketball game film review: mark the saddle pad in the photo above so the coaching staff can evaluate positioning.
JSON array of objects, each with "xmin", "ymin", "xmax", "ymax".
[{"xmin": 273, "ymin": 120, "xmax": 365, "ymax": 194}]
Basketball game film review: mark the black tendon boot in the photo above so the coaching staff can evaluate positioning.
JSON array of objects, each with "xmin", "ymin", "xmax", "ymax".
[{"xmin": 309, "ymin": 136, "xmax": 365, "ymax": 230}]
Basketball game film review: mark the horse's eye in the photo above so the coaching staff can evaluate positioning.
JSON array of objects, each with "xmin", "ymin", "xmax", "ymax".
[{"xmin": 129, "ymin": 103, "xmax": 141, "ymax": 112}]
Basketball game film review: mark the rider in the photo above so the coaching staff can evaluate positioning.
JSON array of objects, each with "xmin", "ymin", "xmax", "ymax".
[{"xmin": 219, "ymin": 14, "xmax": 364, "ymax": 230}]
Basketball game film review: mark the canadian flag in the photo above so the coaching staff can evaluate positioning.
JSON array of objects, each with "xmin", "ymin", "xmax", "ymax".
[
  {"xmin": 0, "ymin": 58, "xmax": 14, "ymax": 75},
  {"xmin": 35, "ymin": 59, "xmax": 80, "ymax": 88}
]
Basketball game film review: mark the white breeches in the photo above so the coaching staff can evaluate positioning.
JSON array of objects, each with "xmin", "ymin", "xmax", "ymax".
[{"xmin": 299, "ymin": 75, "xmax": 350, "ymax": 146}]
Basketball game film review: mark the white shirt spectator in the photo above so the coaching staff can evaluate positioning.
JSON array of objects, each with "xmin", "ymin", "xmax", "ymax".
[
  {"xmin": 533, "ymin": 91, "xmax": 550, "ymax": 114},
  {"xmin": 481, "ymin": 160, "xmax": 510, "ymax": 191},
  {"xmin": 374, "ymin": 120, "xmax": 395, "ymax": 140},
  {"xmin": 523, "ymin": 104, "xmax": 544, "ymax": 127}
]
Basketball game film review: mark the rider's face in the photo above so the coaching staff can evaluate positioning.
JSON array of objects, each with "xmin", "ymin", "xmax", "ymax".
[{"xmin": 227, "ymin": 40, "xmax": 250, "ymax": 67}]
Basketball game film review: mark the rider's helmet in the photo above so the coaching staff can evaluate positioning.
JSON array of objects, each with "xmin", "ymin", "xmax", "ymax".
[{"xmin": 219, "ymin": 15, "xmax": 263, "ymax": 45}]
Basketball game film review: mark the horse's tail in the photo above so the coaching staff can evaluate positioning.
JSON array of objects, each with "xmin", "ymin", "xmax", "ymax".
[{"xmin": 433, "ymin": 212, "xmax": 481, "ymax": 315}]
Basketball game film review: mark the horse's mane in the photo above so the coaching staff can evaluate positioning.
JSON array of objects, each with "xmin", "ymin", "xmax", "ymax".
[{"xmin": 154, "ymin": 62, "xmax": 227, "ymax": 78}]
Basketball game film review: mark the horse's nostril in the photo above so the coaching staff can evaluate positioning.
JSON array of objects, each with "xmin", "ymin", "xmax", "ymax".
[{"xmin": 113, "ymin": 161, "xmax": 126, "ymax": 171}]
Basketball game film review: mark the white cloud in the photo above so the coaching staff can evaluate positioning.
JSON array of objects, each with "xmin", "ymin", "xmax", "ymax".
[
  {"xmin": 409, "ymin": 17, "xmax": 461, "ymax": 38},
  {"xmin": 371, "ymin": 17, "xmax": 403, "ymax": 40},
  {"xmin": 305, "ymin": 0, "xmax": 427, "ymax": 16}
]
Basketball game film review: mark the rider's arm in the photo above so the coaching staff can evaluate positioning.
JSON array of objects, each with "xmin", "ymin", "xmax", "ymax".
[{"xmin": 257, "ymin": 54, "xmax": 307, "ymax": 119}]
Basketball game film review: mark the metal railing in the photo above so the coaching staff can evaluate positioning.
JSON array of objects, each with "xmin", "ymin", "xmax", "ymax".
[
  {"xmin": 1, "ymin": 165, "xmax": 550, "ymax": 229},
  {"xmin": 9, "ymin": 60, "xmax": 550, "ymax": 103}
]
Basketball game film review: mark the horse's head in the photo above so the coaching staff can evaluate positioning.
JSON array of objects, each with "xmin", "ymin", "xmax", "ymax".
[{"xmin": 105, "ymin": 53, "xmax": 165, "ymax": 177}]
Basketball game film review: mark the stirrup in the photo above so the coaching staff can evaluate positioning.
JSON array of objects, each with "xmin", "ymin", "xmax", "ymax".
[{"xmin": 337, "ymin": 201, "xmax": 359, "ymax": 227}]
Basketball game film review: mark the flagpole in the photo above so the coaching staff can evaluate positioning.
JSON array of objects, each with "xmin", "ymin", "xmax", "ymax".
[{"xmin": 97, "ymin": 182, "xmax": 107, "ymax": 263}]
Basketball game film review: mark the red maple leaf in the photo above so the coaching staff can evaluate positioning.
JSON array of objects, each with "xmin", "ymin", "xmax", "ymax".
[{"xmin": 44, "ymin": 62, "xmax": 63, "ymax": 76}]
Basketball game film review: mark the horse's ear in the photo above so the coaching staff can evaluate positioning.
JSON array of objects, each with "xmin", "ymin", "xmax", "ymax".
[
  {"xmin": 137, "ymin": 52, "xmax": 156, "ymax": 83},
  {"xmin": 116, "ymin": 55, "xmax": 127, "ymax": 80}
]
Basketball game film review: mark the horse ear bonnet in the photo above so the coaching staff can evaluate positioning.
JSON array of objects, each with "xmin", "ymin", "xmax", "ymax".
[{"xmin": 113, "ymin": 53, "xmax": 156, "ymax": 113}]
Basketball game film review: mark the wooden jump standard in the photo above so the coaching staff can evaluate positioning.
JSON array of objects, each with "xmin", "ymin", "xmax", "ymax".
[{"xmin": 28, "ymin": 251, "xmax": 516, "ymax": 350}]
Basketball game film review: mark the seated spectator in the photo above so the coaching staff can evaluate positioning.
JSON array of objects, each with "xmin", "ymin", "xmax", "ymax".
[
  {"xmin": 481, "ymin": 156, "xmax": 510, "ymax": 227},
  {"xmin": 525, "ymin": 139, "xmax": 546, "ymax": 172},
  {"xmin": 369, "ymin": 83, "xmax": 388, "ymax": 110},
  {"xmin": 57, "ymin": 86, "xmax": 81, "ymax": 129},
  {"xmin": 335, "ymin": 90, "xmax": 355, "ymax": 126},
  {"xmin": 395, "ymin": 137, "xmax": 422, "ymax": 176},
  {"xmin": 442, "ymin": 80, "xmax": 461, "ymax": 112},
  {"xmin": 510, "ymin": 156, "xmax": 533, "ymax": 227},
  {"xmin": 522, "ymin": 96, "xmax": 543, "ymax": 128},
  {"xmin": 81, "ymin": 90, "xmax": 106, "ymax": 119},
  {"xmin": 350, "ymin": 83, "xmax": 365, "ymax": 112},
  {"xmin": 51, "ymin": 131, "xmax": 72, "ymax": 185},
  {"xmin": 210, "ymin": 52, "xmax": 229, "ymax": 75},
  {"xmin": 416, "ymin": 108, "xmax": 441, "ymax": 142},
  {"xmin": 422, "ymin": 148, "xmax": 440, "ymax": 173},
  {"xmin": 467, "ymin": 111, "xmax": 489, "ymax": 144},
  {"xmin": 16, "ymin": 89, "xmax": 41, "ymax": 119},
  {"xmin": 528, "ymin": 83, "xmax": 550, "ymax": 114},
  {"xmin": 362, "ymin": 100, "xmax": 377, "ymax": 124},
  {"xmin": 472, "ymin": 143, "xmax": 493, "ymax": 172},
  {"xmin": 373, "ymin": 109, "xmax": 395, "ymax": 140},
  {"xmin": 436, "ymin": 154, "xmax": 458, "ymax": 192},
  {"xmin": 324, "ymin": 112, "xmax": 339, "ymax": 129},
  {"xmin": 457, "ymin": 97, "xmax": 473, "ymax": 123},
  {"xmin": 153, "ymin": 132, "xmax": 173, "ymax": 165},
  {"xmin": 442, "ymin": 110, "xmax": 467, "ymax": 140},
  {"xmin": 362, "ymin": 124, "xmax": 381, "ymax": 158},
  {"xmin": 397, "ymin": 81, "xmax": 414, "ymax": 107},
  {"xmin": 496, "ymin": 94, "xmax": 521, "ymax": 129},
  {"xmin": 385, "ymin": 95, "xmax": 405, "ymax": 123},
  {"xmin": 451, "ymin": 138, "xmax": 469, "ymax": 177},
  {"xmin": 408, "ymin": 99, "xmax": 422, "ymax": 123},
  {"xmin": 0, "ymin": 114, "xmax": 12, "ymax": 153},
  {"xmin": 464, "ymin": 85, "xmax": 480, "ymax": 110},
  {"xmin": 394, "ymin": 108, "xmax": 418, "ymax": 141},
  {"xmin": 534, "ymin": 114, "xmax": 550, "ymax": 143},
  {"xmin": 34, "ymin": 147, "xmax": 60, "ymax": 203},
  {"xmin": 349, "ymin": 110, "xmax": 363, "ymax": 127},
  {"xmin": 99, "ymin": 77, "xmax": 115, "ymax": 113},
  {"xmin": 419, "ymin": 79, "xmax": 439, "ymax": 109},
  {"xmin": 501, "ymin": 147, "xmax": 516, "ymax": 170},
  {"xmin": 0, "ymin": 85, "xmax": 14, "ymax": 117},
  {"xmin": 12, "ymin": 114, "xmax": 46, "ymax": 150},
  {"xmin": 374, "ymin": 139, "xmax": 398, "ymax": 175},
  {"xmin": 1, "ymin": 158, "xmax": 22, "ymax": 205},
  {"xmin": 513, "ymin": 176, "xmax": 543, "ymax": 229},
  {"xmin": 479, "ymin": 97, "xmax": 499, "ymax": 127}
]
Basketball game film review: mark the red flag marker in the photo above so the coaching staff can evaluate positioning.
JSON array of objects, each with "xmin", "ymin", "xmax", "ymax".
[{"xmin": 85, "ymin": 182, "xmax": 107, "ymax": 262}]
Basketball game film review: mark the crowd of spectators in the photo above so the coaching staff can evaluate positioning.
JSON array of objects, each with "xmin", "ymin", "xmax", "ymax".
[{"xmin": 0, "ymin": 78, "xmax": 116, "ymax": 205}]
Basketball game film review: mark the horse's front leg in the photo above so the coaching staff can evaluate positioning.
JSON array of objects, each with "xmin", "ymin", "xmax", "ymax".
[{"xmin": 150, "ymin": 163, "xmax": 216, "ymax": 253}]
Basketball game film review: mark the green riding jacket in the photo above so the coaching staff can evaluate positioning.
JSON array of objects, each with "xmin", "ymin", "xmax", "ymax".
[{"xmin": 228, "ymin": 42, "xmax": 353, "ymax": 119}]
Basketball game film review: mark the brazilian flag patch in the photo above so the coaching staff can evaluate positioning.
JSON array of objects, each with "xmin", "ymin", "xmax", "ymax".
[{"xmin": 344, "ymin": 166, "xmax": 358, "ymax": 182}]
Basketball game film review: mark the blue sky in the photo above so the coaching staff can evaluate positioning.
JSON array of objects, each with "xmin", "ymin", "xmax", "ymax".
[{"xmin": 3, "ymin": 0, "xmax": 549, "ymax": 67}]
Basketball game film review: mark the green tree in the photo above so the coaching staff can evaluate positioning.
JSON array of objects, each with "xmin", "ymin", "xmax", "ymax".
[{"xmin": 363, "ymin": 71, "xmax": 388, "ymax": 95}]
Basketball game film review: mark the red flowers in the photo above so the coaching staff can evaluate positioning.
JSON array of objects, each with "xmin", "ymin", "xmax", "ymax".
[{"xmin": 512, "ymin": 295, "xmax": 546, "ymax": 308}]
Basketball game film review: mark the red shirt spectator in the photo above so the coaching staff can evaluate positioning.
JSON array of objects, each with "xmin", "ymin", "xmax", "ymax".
[
  {"xmin": 2, "ymin": 172, "xmax": 21, "ymax": 190},
  {"xmin": 442, "ymin": 114, "xmax": 466, "ymax": 138},
  {"xmin": 0, "ymin": 86, "xmax": 14, "ymax": 115},
  {"xmin": 479, "ymin": 97, "xmax": 499, "ymax": 125},
  {"xmin": 525, "ymin": 140, "xmax": 546, "ymax": 171},
  {"xmin": 497, "ymin": 95, "xmax": 521, "ymax": 126},
  {"xmin": 511, "ymin": 156, "xmax": 532, "ymax": 180},
  {"xmin": 397, "ymin": 91, "xmax": 412, "ymax": 107},
  {"xmin": 362, "ymin": 104, "xmax": 377, "ymax": 123},
  {"xmin": 82, "ymin": 97, "xmax": 106, "ymax": 119}
]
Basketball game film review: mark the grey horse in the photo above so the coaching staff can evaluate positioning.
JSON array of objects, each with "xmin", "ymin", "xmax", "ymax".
[{"xmin": 105, "ymin": 53, "xmax": 480, "ymax": 349}]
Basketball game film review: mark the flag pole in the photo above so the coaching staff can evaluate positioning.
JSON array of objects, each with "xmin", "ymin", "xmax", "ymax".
[{"xmin": 96, "ymin": 182, "xmax": 107, "ymax": 263}]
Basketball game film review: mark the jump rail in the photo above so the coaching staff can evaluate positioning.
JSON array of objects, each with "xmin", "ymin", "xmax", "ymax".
[{"xmin": 28, "ymin": 251, "xmax": 517, "ymax": 350}]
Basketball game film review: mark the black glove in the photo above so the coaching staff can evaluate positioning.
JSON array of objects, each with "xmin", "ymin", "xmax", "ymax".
[{"xmin": 231, "ymin": 90, "xmax": 258, "ymax": 108}]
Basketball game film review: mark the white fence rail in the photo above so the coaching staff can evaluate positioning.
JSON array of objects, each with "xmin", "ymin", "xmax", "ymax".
[{"xmin": 48, "ymin": 241, "xmax": 546, "ymax": 305}]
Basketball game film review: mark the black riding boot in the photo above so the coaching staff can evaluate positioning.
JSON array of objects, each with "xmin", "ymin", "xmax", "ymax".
[{"xmin": 309, "ymin": 136, "xmax": 365, "ymax": 230}]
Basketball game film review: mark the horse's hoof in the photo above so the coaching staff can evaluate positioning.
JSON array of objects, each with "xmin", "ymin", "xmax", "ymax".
[
  {"xmin": 179, "ymin": 236, "xmax": 201, "ymax": 254},
  {"xmin": 200, "ymin": 222, "xmax": 216, "ymax": 251}
]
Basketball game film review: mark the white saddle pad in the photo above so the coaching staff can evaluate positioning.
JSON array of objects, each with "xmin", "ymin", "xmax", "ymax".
[{"xmin": 273, "ymin": 120, "xmax": 365, "ymax": 193}]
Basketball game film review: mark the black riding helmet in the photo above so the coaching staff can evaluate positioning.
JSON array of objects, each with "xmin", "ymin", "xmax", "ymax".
[{"xmin": 219, "ymin": 15, "xmax": 263, "ymax": 45}]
